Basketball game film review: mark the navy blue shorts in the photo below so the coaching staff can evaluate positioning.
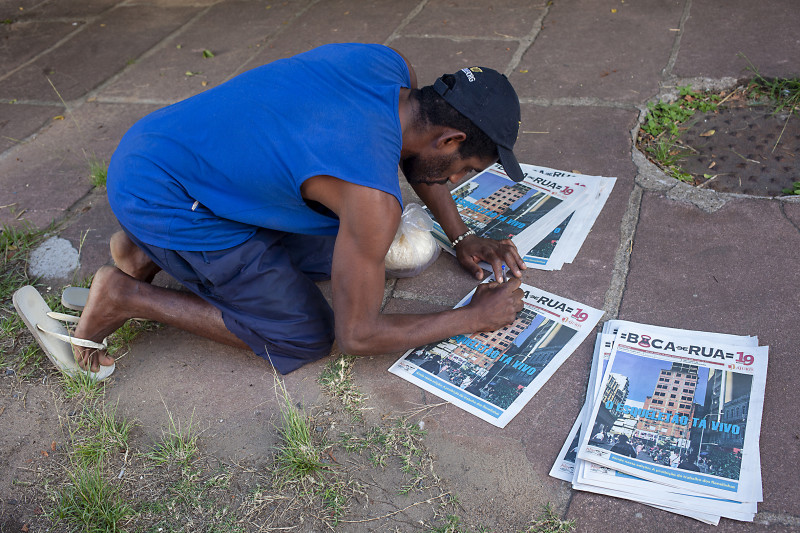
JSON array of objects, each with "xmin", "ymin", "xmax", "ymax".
[{"xmin": 122, "ymin": 227, "xmax": 337, "ymax": 374}]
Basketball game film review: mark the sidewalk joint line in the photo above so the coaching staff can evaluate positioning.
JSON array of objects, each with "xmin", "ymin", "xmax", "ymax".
[
  {"xmin": 780, "ymin": 202, "xmax": 800, "ymax": 235},
  {"xmin": 226, "ymin": 0, "xmax": 320, "ymax": 81},
  {"xmin": 0, "ymin": 0, "xmax": 125, "ymax": 85},
  {"xmin": 504, "ymin": 4, "xmax": 551, "ymax": 77},
  {"xmin": 661, "ymin": 0, "xmax": 692, "ymax": 79},
  {"xmin": 391, "ymin": 289, "xmax": 458, "ymax": 309},
  {"xmin": 601, "ymin": 185, "xmax": 644, "ymax": 321},
  {"xmin": 0, "ymin": 19, "xmax": 94, "ymax": 85},
  {"xmin": 519, "ymin": 96, "xmax": 637, "ymax": 109},
  {"xmin": 80, "ymin": 3, "xmax": 216, "ymax": 105},
  {"xmin": 384, "ymin": 0, "xmax": 430, "ymax": 46},
  {"xmin": 399, "ymin": 32, "xmax": 517, "ymax": 42}
]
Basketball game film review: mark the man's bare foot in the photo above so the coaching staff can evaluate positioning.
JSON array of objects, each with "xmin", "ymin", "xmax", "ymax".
[
  {"xmin": 110, "ymin": 230, "xmax": 161, "ymax": 282},
  {"xmin": 73, "ymin": 265, "xmax": 141, "ymax": 372}
]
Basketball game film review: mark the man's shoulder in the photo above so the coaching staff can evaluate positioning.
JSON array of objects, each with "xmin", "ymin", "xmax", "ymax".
[{"xmin": 295, "ymin": 43, "xmax": 410, "ymax": 86}]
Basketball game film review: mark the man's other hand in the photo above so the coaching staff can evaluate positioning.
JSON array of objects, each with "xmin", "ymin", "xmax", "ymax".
[
  {"xmin": 455, "ymin": 234, "xmax": 526, "ymax": 282},
  {"xmin": 466, "ymin": 277, "xmax": 524, "ymax": 332}
]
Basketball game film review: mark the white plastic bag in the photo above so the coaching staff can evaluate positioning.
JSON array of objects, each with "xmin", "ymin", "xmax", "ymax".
[{"xmin": 384, "ymin": 203, "xmax": 441, "ymax": 278}]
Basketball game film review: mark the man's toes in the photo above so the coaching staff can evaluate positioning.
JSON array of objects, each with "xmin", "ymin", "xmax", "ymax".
[{"xmin": 97, "ymin": 352, "xmax": 115, "ymax": 367}]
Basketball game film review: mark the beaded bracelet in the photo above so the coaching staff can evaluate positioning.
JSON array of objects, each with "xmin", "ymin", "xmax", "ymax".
[{"xmin": 451, "ymin": 229, "xmax": 476, "ymax": 248}]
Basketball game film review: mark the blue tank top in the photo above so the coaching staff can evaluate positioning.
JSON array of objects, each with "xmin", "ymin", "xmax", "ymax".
[{"xmin": 107, "ymin": 43, "xmax": 409, "ymax": 251}]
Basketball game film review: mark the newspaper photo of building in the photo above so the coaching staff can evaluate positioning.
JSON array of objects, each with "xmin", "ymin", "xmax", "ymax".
[{"xmin": 404, "ymin": 308, "xmax": 577, "ymax": 410}]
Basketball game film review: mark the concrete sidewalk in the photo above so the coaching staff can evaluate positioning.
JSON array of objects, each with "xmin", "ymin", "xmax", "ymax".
[{"xmin": 1, "ymin": 0, "xmax": 799, "ymax": 531}]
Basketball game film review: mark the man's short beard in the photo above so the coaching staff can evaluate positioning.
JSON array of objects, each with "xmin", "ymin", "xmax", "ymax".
[{"xmin": 402, "ymin": 152, "xmax": 458, "ymax": 186}]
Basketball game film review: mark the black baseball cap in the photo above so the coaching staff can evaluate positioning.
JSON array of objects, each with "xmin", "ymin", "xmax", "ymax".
[{"xmin": 433, "ymin": 67, "xmax": 524, "ymax": 182}]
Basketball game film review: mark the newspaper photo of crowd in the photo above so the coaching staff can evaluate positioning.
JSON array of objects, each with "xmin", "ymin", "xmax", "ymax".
[
  {"xmin": 588, "ymin": 353, "xmax": 754, "ymax": 482},
  {"xmin": 404, "ymin": 312, "xmax": 577, "ymax": 410}
]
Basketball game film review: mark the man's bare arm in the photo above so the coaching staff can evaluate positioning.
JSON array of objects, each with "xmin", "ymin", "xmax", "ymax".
[
  {"xmin": 410, "ymin": 181, "xmax": 526, "ymax": 281},
  {"xmin": 328, "ymin": 181, "xmax": 523, "ymax": 355}
]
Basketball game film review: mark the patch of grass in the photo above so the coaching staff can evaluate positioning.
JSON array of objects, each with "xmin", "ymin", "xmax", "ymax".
[
  {"xmin": 782, "ymin": 181, "xmax": 800, "ymax": 195},
  {"xmin": 88, "ymin": 155, "xmax": 109, "ymax": 187},
  {"xmin": 50, "ymin": 464, "xmax": 135, "ymax": 533},
  {"xmin": 144, "ymin": 404, "xmax": 200, "ymax": 469},
  {"xmin": 60, "ymin": 369, "xmax": 105, "ymax": 401},
  {"xmin": 524, "ymin": 503, "xmax": 576, "ymax": 533},
  {"xmin": 638, "ymin": 85, "xmax": 721, "ymax": 184},
  {"xmin": 0, "ymin": 221, "xmax": 52, "ymax": 302},
  {"xmin": 274, "ymin": 383, "xmax": 326, "ymax": 483},
  {"xmin": 106, "ymin": 318, "xmax": 160, "ymax": 358},
  {"xmin": 318, "ymin": 353, "xmax": 366, "ymax": 415},
  {"xmin": 342, "ymin": 417, "xmax": 429, "ymax": 495},
  {"xmin": 431, "ymin": 514, "xmax": 469, "ymax": 533},
  {"xmin": 71, "ymin": 401, "xmax": 133, "ymax": 465},
  {"xmin": 641, "ymin": 85, "xmax": 720, "ymax": 139},
  {"xmin": 14, "ymin": 343, "xmax": 46, "ymax": 378},
  {"xmin": 320, "ymin": 479, "xmax": 350, "ymax": 526},
  {"xmin": 741, "ymin": 55, "xmax": 800, "ymax": 116}
]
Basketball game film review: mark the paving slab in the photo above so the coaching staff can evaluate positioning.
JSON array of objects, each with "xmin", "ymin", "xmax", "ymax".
[
  {"xmin": 402, "ymin": 0, "xmax": 541, "ymax": 40},
  {"xmin": 0, "ymin": 20, "xmax": 80, "ymax": 74},
  {"xmin": 239, "ymin": 0, "xmax": 420, "ymax": 73},
  {"xmin": 105, "ymin": 326, "xmax": 329, "ymax": 463},
  {"xmin": 0, "ymin": 102, "xmax": 61, "ymax": 151},
  {"xmin": 0, "ymin": 4, "xmax": 200, "ymax": 103},
  {"xmin": 388, "ymin": 35, "xmax": 516, "ymax": 86},
  {"xmin": 512, "ymin": 0, "xmax": 682, "ymax": 103},
  {"xmin": 609, "ymin": 194, "xmax": 800, "ymax": 519},
  {"xmin": 97, "ymin": 0, "xmax": 311, "ymax": 104},
  {"xmin": 673, "ymin": 0, "xmax": 800, "ymax": 79},
  {"xmin": 0, "ymin": 102, "xmax": 159, "ymax": 228}
]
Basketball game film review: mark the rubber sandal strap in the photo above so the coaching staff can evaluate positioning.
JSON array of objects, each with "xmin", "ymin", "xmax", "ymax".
[
  {"xmin": 47, "ymin": 311, "xmax": 80, "ymax": 324},
  {"xmin": 36, "ymin": 323, "xmax": 108, "ymax": 350}
]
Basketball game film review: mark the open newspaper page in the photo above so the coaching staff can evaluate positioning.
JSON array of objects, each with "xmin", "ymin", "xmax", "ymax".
[
  {"xmin": 389, "ymin": 280, "xmax": 602, "ymax": 428},
  {"xmin": 576, "ymin": 325, "xmax": 768, "ymax": 502},
  {"xmin": 429, "ymin": 163, "xmax": 583, "ymax": 254}
]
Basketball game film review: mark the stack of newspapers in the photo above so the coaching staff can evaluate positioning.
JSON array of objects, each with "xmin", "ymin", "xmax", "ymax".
[
  {"xmin": 550, "ymin": 320, "xmax": 768, "ymax": 525},
  {"xmin": 429, "ymin": 163, "xmax": 615, "ymax": 271}
]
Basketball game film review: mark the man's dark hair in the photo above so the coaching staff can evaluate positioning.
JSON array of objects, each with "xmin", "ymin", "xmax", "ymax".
[{"xmin": 412, "ymin": 78, "xmax": 498, "ymax": 161}]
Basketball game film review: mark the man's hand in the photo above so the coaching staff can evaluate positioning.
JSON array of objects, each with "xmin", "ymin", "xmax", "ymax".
[
  {"xmin": 465, "ymin": 277, "xmax": 525, "ymax": 332},
  {"xmin": 455, "ymin": 234, "xmax": 526, "ymax": 282}
]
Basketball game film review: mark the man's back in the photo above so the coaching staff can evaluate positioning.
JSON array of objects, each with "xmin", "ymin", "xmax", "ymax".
[{"xmin": 108, "ymin": 43, "xmax": 410, "ymax": 251}]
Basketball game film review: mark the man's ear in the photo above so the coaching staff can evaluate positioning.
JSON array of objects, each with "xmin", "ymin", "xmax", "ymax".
[{"xmin": 435, "ymin": 128, "xmax": 467, "ymax": 152}]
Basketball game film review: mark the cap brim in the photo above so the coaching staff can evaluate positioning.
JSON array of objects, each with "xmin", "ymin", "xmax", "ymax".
[{"xmin": 497, "ymin": 145, "xmax": 524, "ymax": 182}]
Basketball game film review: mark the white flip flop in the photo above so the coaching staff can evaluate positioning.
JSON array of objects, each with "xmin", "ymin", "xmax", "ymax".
[
  {"xmin": 13, "ymin": 285, "xmax": 114, "ymax": 381},
  {"xmin": 61, "ymin": 286, "xmax": 89, "ymax": 312}
]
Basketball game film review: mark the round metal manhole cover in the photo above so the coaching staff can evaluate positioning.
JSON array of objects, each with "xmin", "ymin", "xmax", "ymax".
[{"xmin": 679, "ymin": 106, "xmax": 799, "ymax": 196}]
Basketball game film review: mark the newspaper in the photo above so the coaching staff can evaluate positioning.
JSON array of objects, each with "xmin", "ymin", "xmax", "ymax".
[
  {"xmin": 575, "ymin": 325, "xmax": 768, "ymax": 503},
  {"xmin": 389, "ymin": 280, "xmax": 602, "ymax": 428},
  {"xmin": 550, "ymin": 321, "xmax": 764, "ymax": 522},
  {"xmin": 429, "ymin": 163, "xmax": 584, "ymax": 256},
  {"xmin": 516, "ymin": 167, "xmax": 615, "ymax": 271}
]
